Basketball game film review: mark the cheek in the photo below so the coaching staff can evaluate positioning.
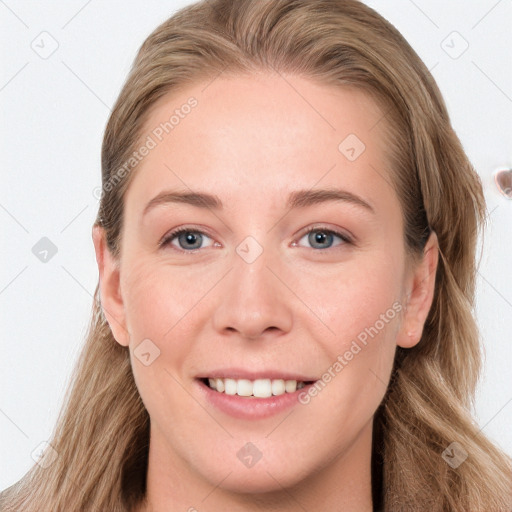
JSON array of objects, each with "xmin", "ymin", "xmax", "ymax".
[
  {"xmin": 123, "ymin": 264, "xmax": 169, "ymax": 339},
  {"xmin": 298, "ymin": 248, "xmax": 404, "ymax": 346},
  {"xmin": 297, "ymin": 251, "xmax": 403, "ymax": 412},
  {"xmin": 119, "ymin": 259, "xmax": 186, "ymax": 399},
  {"xmin": 120, "ymin": 257, "xmax": 219, "ymax": 384},
  {"xmin": 120, "ymin": 259, "xmax": 199, "ymax": 422},
  {"xmin": 121, "ymin": 257, "xmax": 203, "ymax": 341}
]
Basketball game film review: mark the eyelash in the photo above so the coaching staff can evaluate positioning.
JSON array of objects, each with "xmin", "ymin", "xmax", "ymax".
[{"xmin": 159, "ymin": 226, "xmax": 352, "ymax": 253}]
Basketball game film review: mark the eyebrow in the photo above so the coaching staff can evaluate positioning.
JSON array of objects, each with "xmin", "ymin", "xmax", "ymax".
[{"xmin": 142, "ymin": 187, "xmax": 375, "ymax": 216}]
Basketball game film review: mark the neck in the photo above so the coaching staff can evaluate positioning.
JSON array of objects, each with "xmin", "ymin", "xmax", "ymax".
[{"xmin": 136, "ymin": 420, "xmax": 374, "ymax": 512}]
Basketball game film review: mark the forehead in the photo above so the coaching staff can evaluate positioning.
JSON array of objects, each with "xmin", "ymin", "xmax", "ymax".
[{"xmin": 125, "ymin": 73, "xmax": 396, "ymax": 217}]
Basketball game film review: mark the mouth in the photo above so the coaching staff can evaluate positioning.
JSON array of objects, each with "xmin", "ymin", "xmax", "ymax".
[
  {"xmin": 198, "ymin": 377, "xmax": 316, "ymax": 398},
  {"xmin": 195, "ymin": 374, "xmax": 319, "ymax": 419}
]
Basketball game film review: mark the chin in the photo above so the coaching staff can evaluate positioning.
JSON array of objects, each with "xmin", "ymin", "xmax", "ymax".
[{"xmin": 205, "ymin": 462, "xmax": 307, "ymax": 495}]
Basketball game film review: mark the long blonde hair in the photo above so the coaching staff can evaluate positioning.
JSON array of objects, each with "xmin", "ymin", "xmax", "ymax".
[{"xmin": 2, "ymin": 1, "xmax": 511, "ymax": 510}]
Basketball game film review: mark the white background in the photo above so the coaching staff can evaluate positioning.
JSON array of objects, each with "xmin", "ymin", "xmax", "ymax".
[{"xmin": 1, "ymin": 0, "xmax": 511, "ymax": 490}]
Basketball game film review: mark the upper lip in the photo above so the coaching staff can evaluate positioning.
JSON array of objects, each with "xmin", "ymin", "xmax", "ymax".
[{"xmin": 195, "ymin": 368, "xmax": 318, "ymax": 381}]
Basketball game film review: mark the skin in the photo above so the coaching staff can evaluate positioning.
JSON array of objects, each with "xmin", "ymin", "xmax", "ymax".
[{"xmin": 93, "ymin": 72, "xmax": 438, "ymax": 512}]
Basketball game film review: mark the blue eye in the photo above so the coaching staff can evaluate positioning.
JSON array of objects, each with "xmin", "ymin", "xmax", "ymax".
[
  {"xmin": 297, "ymin": 227, "xmax": 351, "ymax": 250},
  {"xmin": 160, "ymin": 228, "xmax": 214, "ymax": 252},
  {"xmin": 160, "ymin": 226, "xmax": 352, "ymax": 253}
]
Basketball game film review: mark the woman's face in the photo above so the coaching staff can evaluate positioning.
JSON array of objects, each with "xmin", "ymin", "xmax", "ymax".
[{"xmin": 94, "ymin": 73, "xmax": 437, "ymax": 499}]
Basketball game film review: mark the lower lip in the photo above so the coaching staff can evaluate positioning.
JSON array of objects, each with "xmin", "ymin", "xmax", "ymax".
[{"xmin": 196, "ymin": 379, "xmax": 316, "ymax": 420}]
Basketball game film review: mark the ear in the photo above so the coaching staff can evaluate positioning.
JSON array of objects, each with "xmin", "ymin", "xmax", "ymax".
[
  {"xmin": 92, "ymin": 225, "xmax": 130, "ymax": 347},
  {"xmin": 396, "ymin": 231, "xmax": 439, "ymax": 349}
]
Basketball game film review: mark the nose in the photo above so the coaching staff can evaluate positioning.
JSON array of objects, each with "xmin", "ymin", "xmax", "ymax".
[{"xmin": 212, "ymin": 241, "xmax": 293, "ymax": 341}]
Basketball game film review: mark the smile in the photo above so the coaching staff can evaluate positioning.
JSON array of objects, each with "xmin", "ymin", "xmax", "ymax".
[{"xmin": 202, "ymin": 377, "xmax": 312, "ymax": 397}]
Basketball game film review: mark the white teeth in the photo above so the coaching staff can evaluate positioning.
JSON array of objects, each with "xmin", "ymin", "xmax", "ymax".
[
  {"xmin": 215, "ymin": 378, "xmax": 225, "ymax": 392},
  {"xmin": 224, "ymin": 378, "xmax": 237, "ymax": 395},
  {"xmin": 205, "ymin": 377, "xmax": 309, "ymax": 397},
  {"xmin": 285, "ymin": 380, "xmax": 297, "ymax": 393},
  {"xmin": 253, "ymin": 379, "xmax": 272, "ymax": 398},
  {"xmin": 237, "ymin": 379, "xmax": 253, "ymax": 397},
  {"xmin": 271, "ymin": 379, "xmax": 285, "ymax": 395}
]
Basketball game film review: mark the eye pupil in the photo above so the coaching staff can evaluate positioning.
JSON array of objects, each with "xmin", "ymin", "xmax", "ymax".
[
  {"xmin": 309, "ymin": 230, "xmax": 333, "ymax": 249},
  {"xmin": 180, "ymin": 231, "xmax": 202, "ymax": 249}
]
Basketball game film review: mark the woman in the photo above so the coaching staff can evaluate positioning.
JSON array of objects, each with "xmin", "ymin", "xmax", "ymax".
[{"xmin": 1, "ymin": 0, "xmax": 511, "ymax": 510}]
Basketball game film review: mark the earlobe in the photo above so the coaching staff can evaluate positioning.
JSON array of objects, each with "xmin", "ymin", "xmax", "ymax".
[
  {"xmin": 91, "ymin": 225, "xmax": 130, "ymax": 347},
  {"xmin": 396, "ymin": 231, "xmax": 439, "ymax": 349}
]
